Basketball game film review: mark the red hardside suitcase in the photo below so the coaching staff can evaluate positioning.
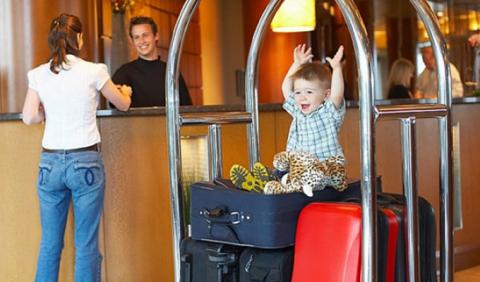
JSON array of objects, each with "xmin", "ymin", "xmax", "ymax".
[
  {"xmin": 291, "ymin": 203, "xmax": 399, "ymax": 282},
  {"xmin": 291, "ymin": 203, "xmax": 363, "ymax": 282},
  {"xmin": 292, "ymin": 197, "xmax": 435, "ymax": 282}
]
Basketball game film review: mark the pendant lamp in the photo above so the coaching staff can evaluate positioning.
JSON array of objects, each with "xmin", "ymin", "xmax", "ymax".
[{"xmin": 271, "ymin": 0, "xmax": 316, "ymax": 32}]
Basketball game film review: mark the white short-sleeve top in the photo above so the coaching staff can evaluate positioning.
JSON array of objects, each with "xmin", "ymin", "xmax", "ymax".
[{"xmin": 27, "ymin": 54, "xmax": 110, "ymax": 150}]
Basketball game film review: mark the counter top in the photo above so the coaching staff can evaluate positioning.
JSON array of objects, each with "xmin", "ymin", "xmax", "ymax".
[{"xmin": 2, "ymin": 96, "xmax": 480, "ymax": 121}]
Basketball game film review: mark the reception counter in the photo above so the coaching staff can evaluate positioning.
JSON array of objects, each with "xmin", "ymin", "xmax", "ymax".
[{"xmin": 1, "ymin": 97, "xmax": 480, "ymax": 281}]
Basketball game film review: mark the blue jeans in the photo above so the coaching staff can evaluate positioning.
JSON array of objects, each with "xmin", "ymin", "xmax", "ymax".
[{"xmin": 35, "ymin": 150, "xmax": 105, "ymax": 282}]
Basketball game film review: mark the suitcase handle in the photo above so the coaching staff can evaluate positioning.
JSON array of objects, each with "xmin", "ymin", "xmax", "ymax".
[
  {"xmin": 202, "ymin": 207, "xmax": 241, "ymax": 224},
  {"xmin": 342, "ymin": 194, "xmax": 404, "ymax": 206},
  {"xmin": 202, "ymin": 207, "xmax": 242, "ymax": 243}
]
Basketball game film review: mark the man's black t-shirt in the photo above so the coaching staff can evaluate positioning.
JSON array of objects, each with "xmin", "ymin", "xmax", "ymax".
[{"xmin": 112, "ymin": 57, "xmax": 192, "ymax": 107}]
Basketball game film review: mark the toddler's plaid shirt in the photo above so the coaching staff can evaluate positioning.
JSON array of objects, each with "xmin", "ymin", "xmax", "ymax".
[{"xmin": 284, "ymin": 94, "xmax": 345, "ymax": 161}]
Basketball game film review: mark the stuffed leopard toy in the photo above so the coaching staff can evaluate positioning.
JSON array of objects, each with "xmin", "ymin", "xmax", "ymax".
[{"xmin": 264, "ymin": 151, "xmax": 347, "ymax": 197}]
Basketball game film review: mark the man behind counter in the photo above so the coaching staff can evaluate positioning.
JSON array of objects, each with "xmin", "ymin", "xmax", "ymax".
[
  {"xmin": 113, "ymin": 16, "xmax": 192, "ymax": 107},
  {"xmin": 415, "ymin": 46, "xmax": 464, "ymax": 99}
]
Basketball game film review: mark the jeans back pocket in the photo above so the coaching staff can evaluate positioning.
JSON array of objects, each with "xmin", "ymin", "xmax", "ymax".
[
  {"xmin": 38, "ymin": 162, "xmax": 53, "ymax": 186},
  {"xmin": 73, "ymin": 161, "xmax": 104, "ymax": 189}
]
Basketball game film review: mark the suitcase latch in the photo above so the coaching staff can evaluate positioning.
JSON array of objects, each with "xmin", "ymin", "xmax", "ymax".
[{"xmin": 230, "ymin": 212, "xmax": 240, "ymax": 224}]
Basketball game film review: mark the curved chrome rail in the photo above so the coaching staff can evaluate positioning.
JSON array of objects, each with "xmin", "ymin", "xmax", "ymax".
[
  {"xmin": 166, "ymin": 1, "xmax": 284, "ymax": 281},
  {"xmin": 410, "ymin": 1, "xmax": 453, "ymax": 281},
  {"xmin": 244, "ymin": 0, "xmax": 284, "ymax": 169},
  {"xmin": 166, "ymin": 1, "xmax": 200, "ymax": 281},
  {"xmin": 333, "ymin": 1, "xmax": 377, "ymax": 281}
]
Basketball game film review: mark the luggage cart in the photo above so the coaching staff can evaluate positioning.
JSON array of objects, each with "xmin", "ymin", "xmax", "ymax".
[{"xmin": 166, "ymin": 1, "xmax": 454, "ymax": 282}]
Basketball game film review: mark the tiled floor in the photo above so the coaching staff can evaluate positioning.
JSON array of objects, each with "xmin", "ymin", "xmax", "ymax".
[{"xmin": 455, "ymin": 265, "xmax": 480, "ymax": 282}]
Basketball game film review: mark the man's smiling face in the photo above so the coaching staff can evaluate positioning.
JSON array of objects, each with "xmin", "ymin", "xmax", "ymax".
[{"xmin": 131, "ymin": 23, "xmax": 159, "ymax": 60}]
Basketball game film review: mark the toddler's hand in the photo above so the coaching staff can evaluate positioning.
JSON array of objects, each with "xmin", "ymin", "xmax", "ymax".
[
  {"xmin": 326, "ymin": 45, "xmax": 344, "ymax": 69},
  {"xmin": 294, "ymin": 44, "xmax": 314, "ymax": 65}
]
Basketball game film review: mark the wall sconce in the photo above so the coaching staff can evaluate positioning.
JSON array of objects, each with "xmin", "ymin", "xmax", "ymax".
[
  {"xmin": 111, "ymin": 0, "xmax": 135, "ymax": 13},
  {"xmin": 271, "ymin": 0, "xmax": 316, "ymax": 32},
  {"xmin": 468, "ymin": 10, "xmax": 479, "ymax": 31}
]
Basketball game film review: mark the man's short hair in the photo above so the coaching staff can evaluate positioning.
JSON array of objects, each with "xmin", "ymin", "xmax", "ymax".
[
  {"xmin": 129, "ymin": 16, "xmax": 158, "ymax": 38},
  {"xmin": 290, "ymin": 62, "xmax": 332, "ymax": 89}
]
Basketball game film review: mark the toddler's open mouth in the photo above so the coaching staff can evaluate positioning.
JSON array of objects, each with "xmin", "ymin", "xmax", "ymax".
[{"xmin": 301, "ymin": 104, "xmax": 310, "ymax": 110}]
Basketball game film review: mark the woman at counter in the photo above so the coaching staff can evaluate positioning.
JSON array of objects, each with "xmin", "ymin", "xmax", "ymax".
[
  {"xmin": 22, "ymin": 13, "xmax": 131, "ymax": 281},
  {"xmin": 386, "ymin": 58, "xmax": 415, "ymax": 99}
]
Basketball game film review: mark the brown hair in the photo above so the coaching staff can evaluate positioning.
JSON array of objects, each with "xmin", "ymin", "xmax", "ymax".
[
  {"xmin": 48, "ymin": 13, "xmax": 82, "ymax": 74},
  {"xmin": 129, "ymin": 16, "xmax": 158, "ymax": 38},
  {"xmin": 290, "ymin": 62, "xmax": 332, "ymax": 90},
  {"xmin": 387, "ymin": 58, "xmax": 414, "ymax": 89}
]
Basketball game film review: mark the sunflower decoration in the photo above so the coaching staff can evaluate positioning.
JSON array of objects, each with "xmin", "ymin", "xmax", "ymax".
[{"xmin": 111, "ymin": 0, "xmax": 135, "ymax": 13}]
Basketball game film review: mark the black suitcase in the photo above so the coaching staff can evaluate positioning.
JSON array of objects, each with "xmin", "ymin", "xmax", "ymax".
[
  {"xmin": 378, "ymin": 193, "xmax": 436, "ymax": 282},
  {"xmin": 181, "ymin": 238, "xmax": 243, "ymax": 282},
  {"xmin": 238, "ymin": 247, "xmax": 294, "ymax": 282},
  {"xmin": 342, "ymin": 193, "xmax": 435, "ymax": 282},
  {"xmin": 189, "ymin": 178, "xmax": 373, "ymax": 248}
]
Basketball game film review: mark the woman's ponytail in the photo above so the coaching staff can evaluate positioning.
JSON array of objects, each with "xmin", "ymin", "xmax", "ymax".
[{"xmin": 47, "ymin": 14, "xmax": 82, "ymax": 74}]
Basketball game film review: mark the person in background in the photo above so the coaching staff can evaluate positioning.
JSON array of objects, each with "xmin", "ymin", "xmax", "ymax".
[
  {"xmin": 387, "ymin": 58, "xmax": 415, "ymax": 99},
  {"xmin": 415, "ymin": 46, "xmax": 464, "ymax": 99},
  {"xmin": 22, "ymin": 13, "xmax": 131, "ymax": 281},
  {"xmin": 468, "ymin": 32, "xmax": 480, "ymax": 47},
  {"xmin": 469, "ymin": 32, "xmax": 480, "ymax": 94},
  {"xmin": 112, "ymin": 16, "xmax": 192, "ymax": 107}
]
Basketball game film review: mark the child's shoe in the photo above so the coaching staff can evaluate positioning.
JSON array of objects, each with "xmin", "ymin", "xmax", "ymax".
[
  {"xmin": 230, "ymin": 164, "xmax": 264, "ymax": 193},
  {"xmin": 252, "ymin": 162, "xmax": 270, "ymax": 188},
  {"xmin": 230, "ymin": 164, "xmax": 255, "ymax": 191}
]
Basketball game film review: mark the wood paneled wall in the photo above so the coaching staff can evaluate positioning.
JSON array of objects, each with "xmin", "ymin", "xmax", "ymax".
[
  {"xmin": 0, "ymin": 0, "xmax": 99, "ymax": 113},
  {"xmin": 101, "ymin": 0, "xmax": 203, "ymax": 105},
  {"xmin": 0, "ymin": 0, "xmax": 203, "ymax": 113},
  {"xmin": 243, "ymin": 0, "xmax": 308, "ymax": 104}
]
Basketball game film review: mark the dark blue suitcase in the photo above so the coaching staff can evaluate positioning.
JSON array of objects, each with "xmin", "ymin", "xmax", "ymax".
[
  {"xmin": 181, "ymin": 238, "xmax": 243, "ymax": 282},
  {"xmin": 189, "ymin": 178, "xmax": 377, "ymax": 248}
]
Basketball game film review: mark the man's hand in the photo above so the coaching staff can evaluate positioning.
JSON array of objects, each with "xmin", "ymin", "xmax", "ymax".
[
  {"xmin": 326, "ymin": 46, "xmax": 344, "ymax": 70},
  {"xmin": 117, "ymin": 84, "xmax": 132, "ymax": 97}
]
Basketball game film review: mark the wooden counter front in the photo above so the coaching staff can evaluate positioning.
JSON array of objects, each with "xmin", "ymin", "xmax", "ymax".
[{"xmin": 1, "ymin": 103, "xmax": 480, "ymax": 281}]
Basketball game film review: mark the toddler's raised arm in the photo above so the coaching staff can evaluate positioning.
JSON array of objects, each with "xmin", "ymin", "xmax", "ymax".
[
  {"xmin": 326, "ymin": 46, "xmax": 345, "ymax": 108},
  {"xmin": 282, "ymin": 44, "xmax": 313, "ymax": 100}
]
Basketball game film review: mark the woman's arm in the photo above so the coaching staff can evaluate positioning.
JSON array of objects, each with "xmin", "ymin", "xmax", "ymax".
[
  {"xmin": 22, "ymin": 88, "xmax": 45, "ymax": 125},
  {"xmin": 101, "ymin": 79, "xmax": 132, "ymax": 111}
]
